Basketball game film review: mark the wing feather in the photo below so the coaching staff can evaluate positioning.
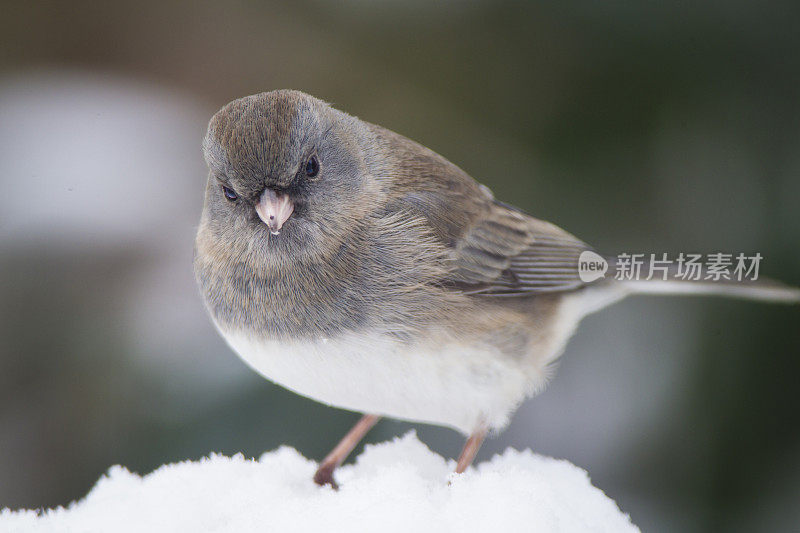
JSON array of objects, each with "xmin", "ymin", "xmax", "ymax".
[
  {"xmin": 367, "ymin": 122, "xmax": 593, "ymax": 297},
  {"xmin": 449, "ymin": 201, "xmax": 592, "ymax": 296}
]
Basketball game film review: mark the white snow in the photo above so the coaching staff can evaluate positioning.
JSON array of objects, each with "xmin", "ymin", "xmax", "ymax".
[{"xmin": 1, "ymin": 432, "xmax": 638, "ymax": 533}]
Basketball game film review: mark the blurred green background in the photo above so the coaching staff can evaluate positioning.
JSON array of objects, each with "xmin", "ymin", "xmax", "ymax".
[{"xmin": 1, "ymin": 1, "xmax": 798, "ymax": 531}]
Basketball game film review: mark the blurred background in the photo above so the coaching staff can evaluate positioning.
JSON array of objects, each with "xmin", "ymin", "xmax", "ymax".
[{"xmin": 1, "ymin": 1, "xmax": 798, "ymax": 531}]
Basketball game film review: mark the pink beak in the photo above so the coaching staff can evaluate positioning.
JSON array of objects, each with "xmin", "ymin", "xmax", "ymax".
[{"xmin": 255, "ymin": 189, "xmax": 294, "ymax": 235}]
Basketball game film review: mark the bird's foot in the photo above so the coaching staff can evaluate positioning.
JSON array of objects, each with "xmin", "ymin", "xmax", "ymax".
[{"xmin": 313, "ymin": 463, "xmax": 339, "ymax": 490}]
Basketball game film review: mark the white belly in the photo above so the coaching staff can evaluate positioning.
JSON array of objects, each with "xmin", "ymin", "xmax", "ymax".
[{"xmin": 217, "ymin": 327, "xmax": 541, "ymax": 434}]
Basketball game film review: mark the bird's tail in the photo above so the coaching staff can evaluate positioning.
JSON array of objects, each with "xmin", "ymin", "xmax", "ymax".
[
  {"xmin": 618, "ymin": 276, "xmax": 800, "ymax": 303},
  {"xmin": 569, "ymin": 252, "xmax": 798, "ymax": 322},
  {"xmin": 606, "ymin": 254, "xmax": 800, "ymax": 304}
]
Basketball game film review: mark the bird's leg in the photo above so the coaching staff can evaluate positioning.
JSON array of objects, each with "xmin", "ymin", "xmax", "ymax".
[
  {"xmin": 454, "ymin": 427, "xmax": 488, "ymax": 474},
  {"xmin": 313, "ymin": 414, "xmax": 380, "ymax": 488}
]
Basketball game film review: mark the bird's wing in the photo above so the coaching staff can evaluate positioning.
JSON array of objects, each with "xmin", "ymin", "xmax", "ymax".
[
  {"xmin": 446, "ymin": 200, "xmax": 593, "ymax": 295},
  {"xmin": 368, "ymin": 123, "xmax": 593, "ymax": 296}
]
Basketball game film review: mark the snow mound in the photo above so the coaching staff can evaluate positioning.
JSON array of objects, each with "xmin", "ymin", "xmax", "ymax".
[{"xmin": 1, "ymin": 432, "xmax": 638, "ymax": 533}]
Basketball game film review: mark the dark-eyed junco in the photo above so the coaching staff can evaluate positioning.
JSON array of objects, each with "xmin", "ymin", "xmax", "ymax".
[{"xmin": 194, "ymin": 90, "xmax": 799, "ymax": 487}]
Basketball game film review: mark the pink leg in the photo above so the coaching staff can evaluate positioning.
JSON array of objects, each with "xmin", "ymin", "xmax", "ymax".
[
  {"xmin": 455, "ymin": 428, "xmax": 488, "ymax": 474},
  {"xmin": 314, "ymin": 414, "xmax": 380, "ymax": 488}
]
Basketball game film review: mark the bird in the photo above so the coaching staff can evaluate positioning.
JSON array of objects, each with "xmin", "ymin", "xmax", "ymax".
[{"xmin": 194, "ymin": 89, "xmax": 800, "ymax": 488}]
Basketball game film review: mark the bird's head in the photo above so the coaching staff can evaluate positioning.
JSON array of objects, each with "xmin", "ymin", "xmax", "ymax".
[{"xmin": 198, "ymin": 90, "xmax": 382, "ymax": 267}]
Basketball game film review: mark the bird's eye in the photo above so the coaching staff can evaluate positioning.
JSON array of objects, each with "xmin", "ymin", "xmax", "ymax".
[
  {"xmin": 305, "ymin": 155, "xmax": 320, "ymax": 178},
  {"xmin": 222, "ymin": 186, "xmax": 238, "ymax": 201}
]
